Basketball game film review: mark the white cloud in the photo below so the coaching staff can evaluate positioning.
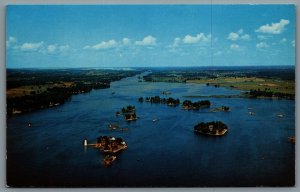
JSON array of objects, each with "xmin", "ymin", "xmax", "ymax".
[
  {"xmin": 182, "ymin": 33, "xmax": 211, "ymax": 44},
  {"xmin": 291, "ymin": 40, "xmax": 295, "ymax": 47},
  {"xmin": 256, "ymin": 42, "xmax": 269, "ymax": 49},
  {"xmin": 6, "ymin": 36, "xmax": 17, "ymax": 48},
  {"xmin": 135, "ymin": 35, "xmax": 157, "ymax": 46},
  {"xmin": 241, "ymin": 34, "xmax": 251, "ymax": 40},
  {"xmin": 255, "ymin": 19, "xmax": 290, "ymax": 34},
  {"xmin": 84, "ymin": 40, "xmax": 118, "ymax": 50},
  {"xmin": 173, "ymin": 37, "xmax": 181, "ymax": 47},
  {"xmin": 122, "ymin": 38, "xmax": 130, "ymax": 45},
  {"xmin": 227, "ymin": 32, "xmax": 239, "ymax": 41},
  {"xmin": 20, "ymin": 41, "xmax": 44, "ymax": 52},
  {"xmin": 237, "ymin": 29, "xmax": 244, "ymax": 35},
  {"xmin": 227, "ymin": 29, "xmax": 251, "ymax": 41},
  {"xmin": 168, "ymin": 37, "xmax": 181, "ymax": 49},
  {"xmin": 279, "ymin": 38, "xmax": 287, "ymax": 43},
  {"xmin": 230, "ymin": 44, "xmax": 240, "ymax": 50},
  {"xmin": 59, "ymin": 45, "xmax": 70, "ymax": 52},
  {"xmin": 47, "ymin": 44, "xmax": 57, "ymax": 53}
]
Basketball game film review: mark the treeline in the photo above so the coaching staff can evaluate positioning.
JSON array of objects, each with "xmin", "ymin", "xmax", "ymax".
[
  {"xmin": 182, "ymin": 100, "xmax": 211, "ymax": 110},
  {"xmin": 7, "ymin": 69, "xmax": 139, "ymax": 89},
  {"xmin": 194, "ymin": 121, "xmax": 228, "ymax": 134},
  {"xmin": 7, "ymin": 82, "xmax": 110, "ymax": 116},
  {"xmin": 247, "ymin": 90, "xmax": 294, "ymax": 100},
  {"xmin": 142, "ymin": 67, "xmax": 295, "ymax": 82},
  {"xmin": 139, "ymin": 96, "xmax": 211, "ymax": 109},
  {"xmin": 139, "ymin": 96, "xmax": 180, "ymax": 106},
  {"xmin": 7, "ymin": 69, "xmax": 140, "ymax": 116}
]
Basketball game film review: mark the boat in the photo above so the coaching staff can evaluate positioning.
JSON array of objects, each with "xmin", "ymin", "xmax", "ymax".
[
  {"xmin": 277, "ymin": 113, "xmax": 285, "ymax": 118},
  {"xmin": 102, "ymin": 155, "xmax": 117, "ymax": 166},
  {"xmin": 248, "ymin": 111, "xmax": 255, "ymax": 115},
  {"xmin": 120, "ymin": 127, "xmax": 129, "ymax": 132},
  {"xmin": 108, "ymin": 123, "xmax": 119, "ymax": 129},
  {"xmin": 152, "ymin": 118, "xmax": 158, "ymax": 122}
]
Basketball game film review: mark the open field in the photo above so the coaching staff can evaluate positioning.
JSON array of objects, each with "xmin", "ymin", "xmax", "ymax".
[
  {"xmin": 7, "ymin": 82, "xmax": 75, "ymax": 98},
  {"xmin": 187, "ymin": 77, "xmax": 295, "ymax": 95},
  {"xmin": 143, "ymin": 67, "xmax": 295, "ymax": 96}
]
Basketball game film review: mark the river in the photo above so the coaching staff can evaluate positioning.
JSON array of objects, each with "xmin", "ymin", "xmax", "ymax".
[{"xmin": 7, "ymin": 73, "xmax": 295, "ymax": 187}]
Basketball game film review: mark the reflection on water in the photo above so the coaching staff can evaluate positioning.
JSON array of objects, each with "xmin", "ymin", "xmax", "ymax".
[{"xmin": 7, "ymin": 73, "xmax": 295, "ymax": 187}]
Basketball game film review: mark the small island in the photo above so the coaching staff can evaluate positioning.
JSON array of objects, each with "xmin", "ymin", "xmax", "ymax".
[
  {"xmin": 141, "ymin": 96, "xmax": 180, "ymax": 106},
  {"xmin": 120, "ymin": 105, "xmax": 138, "ymax": 121},
  {"xmin": 102, "ymin": 155, "xmax": 117, "ymax": 166},
  {"xmin": 194, "ymin": 121, "xmax": 228, "ymax": 136},
  {"xmin": 83, "ymin": 136, "xmax": 128, "ymax": 166},
  {"xmin": 182, "ymin": 100, "xmax": 211, "ymax": 110},
  {"xmin": 95, "ymin": 136, "xmax": 128, "ymax": 153},
  {"xmin": 210, "ymin": 106, "xmax": 230, "ymax": 112}
]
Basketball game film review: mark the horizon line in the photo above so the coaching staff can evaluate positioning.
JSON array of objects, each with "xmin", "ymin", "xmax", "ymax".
[{"xmin": 6, "ymin": 64, "xmax": 295, "ymax": 70}]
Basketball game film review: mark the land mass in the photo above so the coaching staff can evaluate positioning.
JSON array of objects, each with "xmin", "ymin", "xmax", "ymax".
[
  {"xmin": 7, "ymin": 69, "xmax": 140, "ymax": 116},
  {"xmin": 143, "ymin": 66, "xmax": 295, "ymax": 100}
]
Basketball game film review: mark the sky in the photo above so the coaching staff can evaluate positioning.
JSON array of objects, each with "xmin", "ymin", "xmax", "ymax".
[{"xmin": 6, "ymin": 5, "xmax": 295, "ymax": 68}]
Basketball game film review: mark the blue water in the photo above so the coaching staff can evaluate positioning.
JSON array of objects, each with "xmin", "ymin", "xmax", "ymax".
[{"xmin": 7, "ymin": 74, "xmax": 295, "ymax": 187}]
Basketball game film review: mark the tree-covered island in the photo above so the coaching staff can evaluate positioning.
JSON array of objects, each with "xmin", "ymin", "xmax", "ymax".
[
  {"xmin": 182, "ymin": 100, "xmax": 211, "ymax": 110},
  {"xmin": 139, "ymin": 96, "xmax": 180, "ymax": 106},
  {"xmin": 194, "ymin": 121, "xmax": 228, "ymax": 136},
  {"xmin": 119, "ymin": 105, "xmax": 138, "ymax": 121}
]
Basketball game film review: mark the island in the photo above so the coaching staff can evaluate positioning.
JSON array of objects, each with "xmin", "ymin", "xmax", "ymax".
[
  {"xmin": 210, "ymin": 106, "xmax": 230, "ymax": 112},
  {"xmin": 95, "ymin": 136, "xmax": 128, "ymax": 153},
  {"xmin": 194, "ymin": 121, "xmax": 228, "ymax": 136},
  {"xmin": 120, "ymin": 105, "xmax": 138, "ymax": 121},
  {"xmin": 182, "ymin": 100, "xmax": 211, "ymax": 110},
  {"xmin": 142, "ymin": 96, "xmax": 180, "ymax": 106},
  {"xmin": 83, "ymin": 136, "xmax": 128, "ymax": 166}
]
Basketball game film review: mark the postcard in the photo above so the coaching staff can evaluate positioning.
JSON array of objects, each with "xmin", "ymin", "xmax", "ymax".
[{"xmin": 6, "ymin": 4, "xmax": 295, "ymax": 187}]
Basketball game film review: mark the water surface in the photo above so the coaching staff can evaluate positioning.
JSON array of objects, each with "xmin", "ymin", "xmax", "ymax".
[{"xmin": 7, "ymin": 74, "xmax": 295, "ymax": 187}]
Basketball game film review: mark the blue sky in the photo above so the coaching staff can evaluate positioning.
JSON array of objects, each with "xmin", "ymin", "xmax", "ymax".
[{"xmin": 6, "ymin": 5, "xmax": 295, "ymax": 68}]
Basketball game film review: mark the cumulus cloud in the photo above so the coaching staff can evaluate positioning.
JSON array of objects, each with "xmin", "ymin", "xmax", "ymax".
[
  {"xmin": 182, "ymin": 33, "xmax": 211, "ymax": 44},
  {"xmin": 237, "ymin": 29, "xmax": 244, "ymax": 34},
  {"xmin": 256, "ymin": 42, "xmax": 269, "ymax": 49},
  {"xmin": 168, "ymin": 37, "xmax": 181, "ymax": 49},
  {"xmin": 255, "ymin": 19, "xmax": 290, "ymax": 34},
  {"xmin": 173, "ymin": 37, "xmax": 181, "ymax": 47},
  {"xmin": 6, "ymin": 36, "xmax": 17, "ymax": 48},
  {"xmin": 122, "ymin": 38, "xmax": 130, "ymax": 45},
  {"xmin": 291, "ymin": 40, "xmax": 295, "ymax": 47},
  {"xmin": 240, "ymin": 34, "xmax": 251, "ymax": 40},
  {"xmin": 280, "ymin": 38, "xmax": 287, "ymax": 43},
  {"xmin": 227, "ymin": 32, "xmax": 239, "ymax": 41},
  {"xmin": 230, "ymin": 44, "xmax": 240, "ymax": 50},
  {"xmin": 20, "ymin": 41, "xmax": 44, "ymax": 52},
  {"xmin": 135, "ymin": 35, "xmax": 157, "ymax": 46},
  {"xmin": 47, "ymin": 44, "xmax": 57, "ymax": 53},
  {"xmin": 227, "ymin": 29, "xmax": 251, "ymax": 41},
  {"xmin": 84, "ymin": 40, "xmax": 118, "ymax": 50},
  {"xmin": 6, "ymin": 36, "xmax": 70, "ymax": 54},
  {"xmin": 59, "ymin": 45, "xmax": 70, "ymax": 52}
]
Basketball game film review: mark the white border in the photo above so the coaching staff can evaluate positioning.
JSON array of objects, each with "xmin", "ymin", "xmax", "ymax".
[{"xmin": 1, "ymin": 0, "xmax": 299, "ymax": 192}]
